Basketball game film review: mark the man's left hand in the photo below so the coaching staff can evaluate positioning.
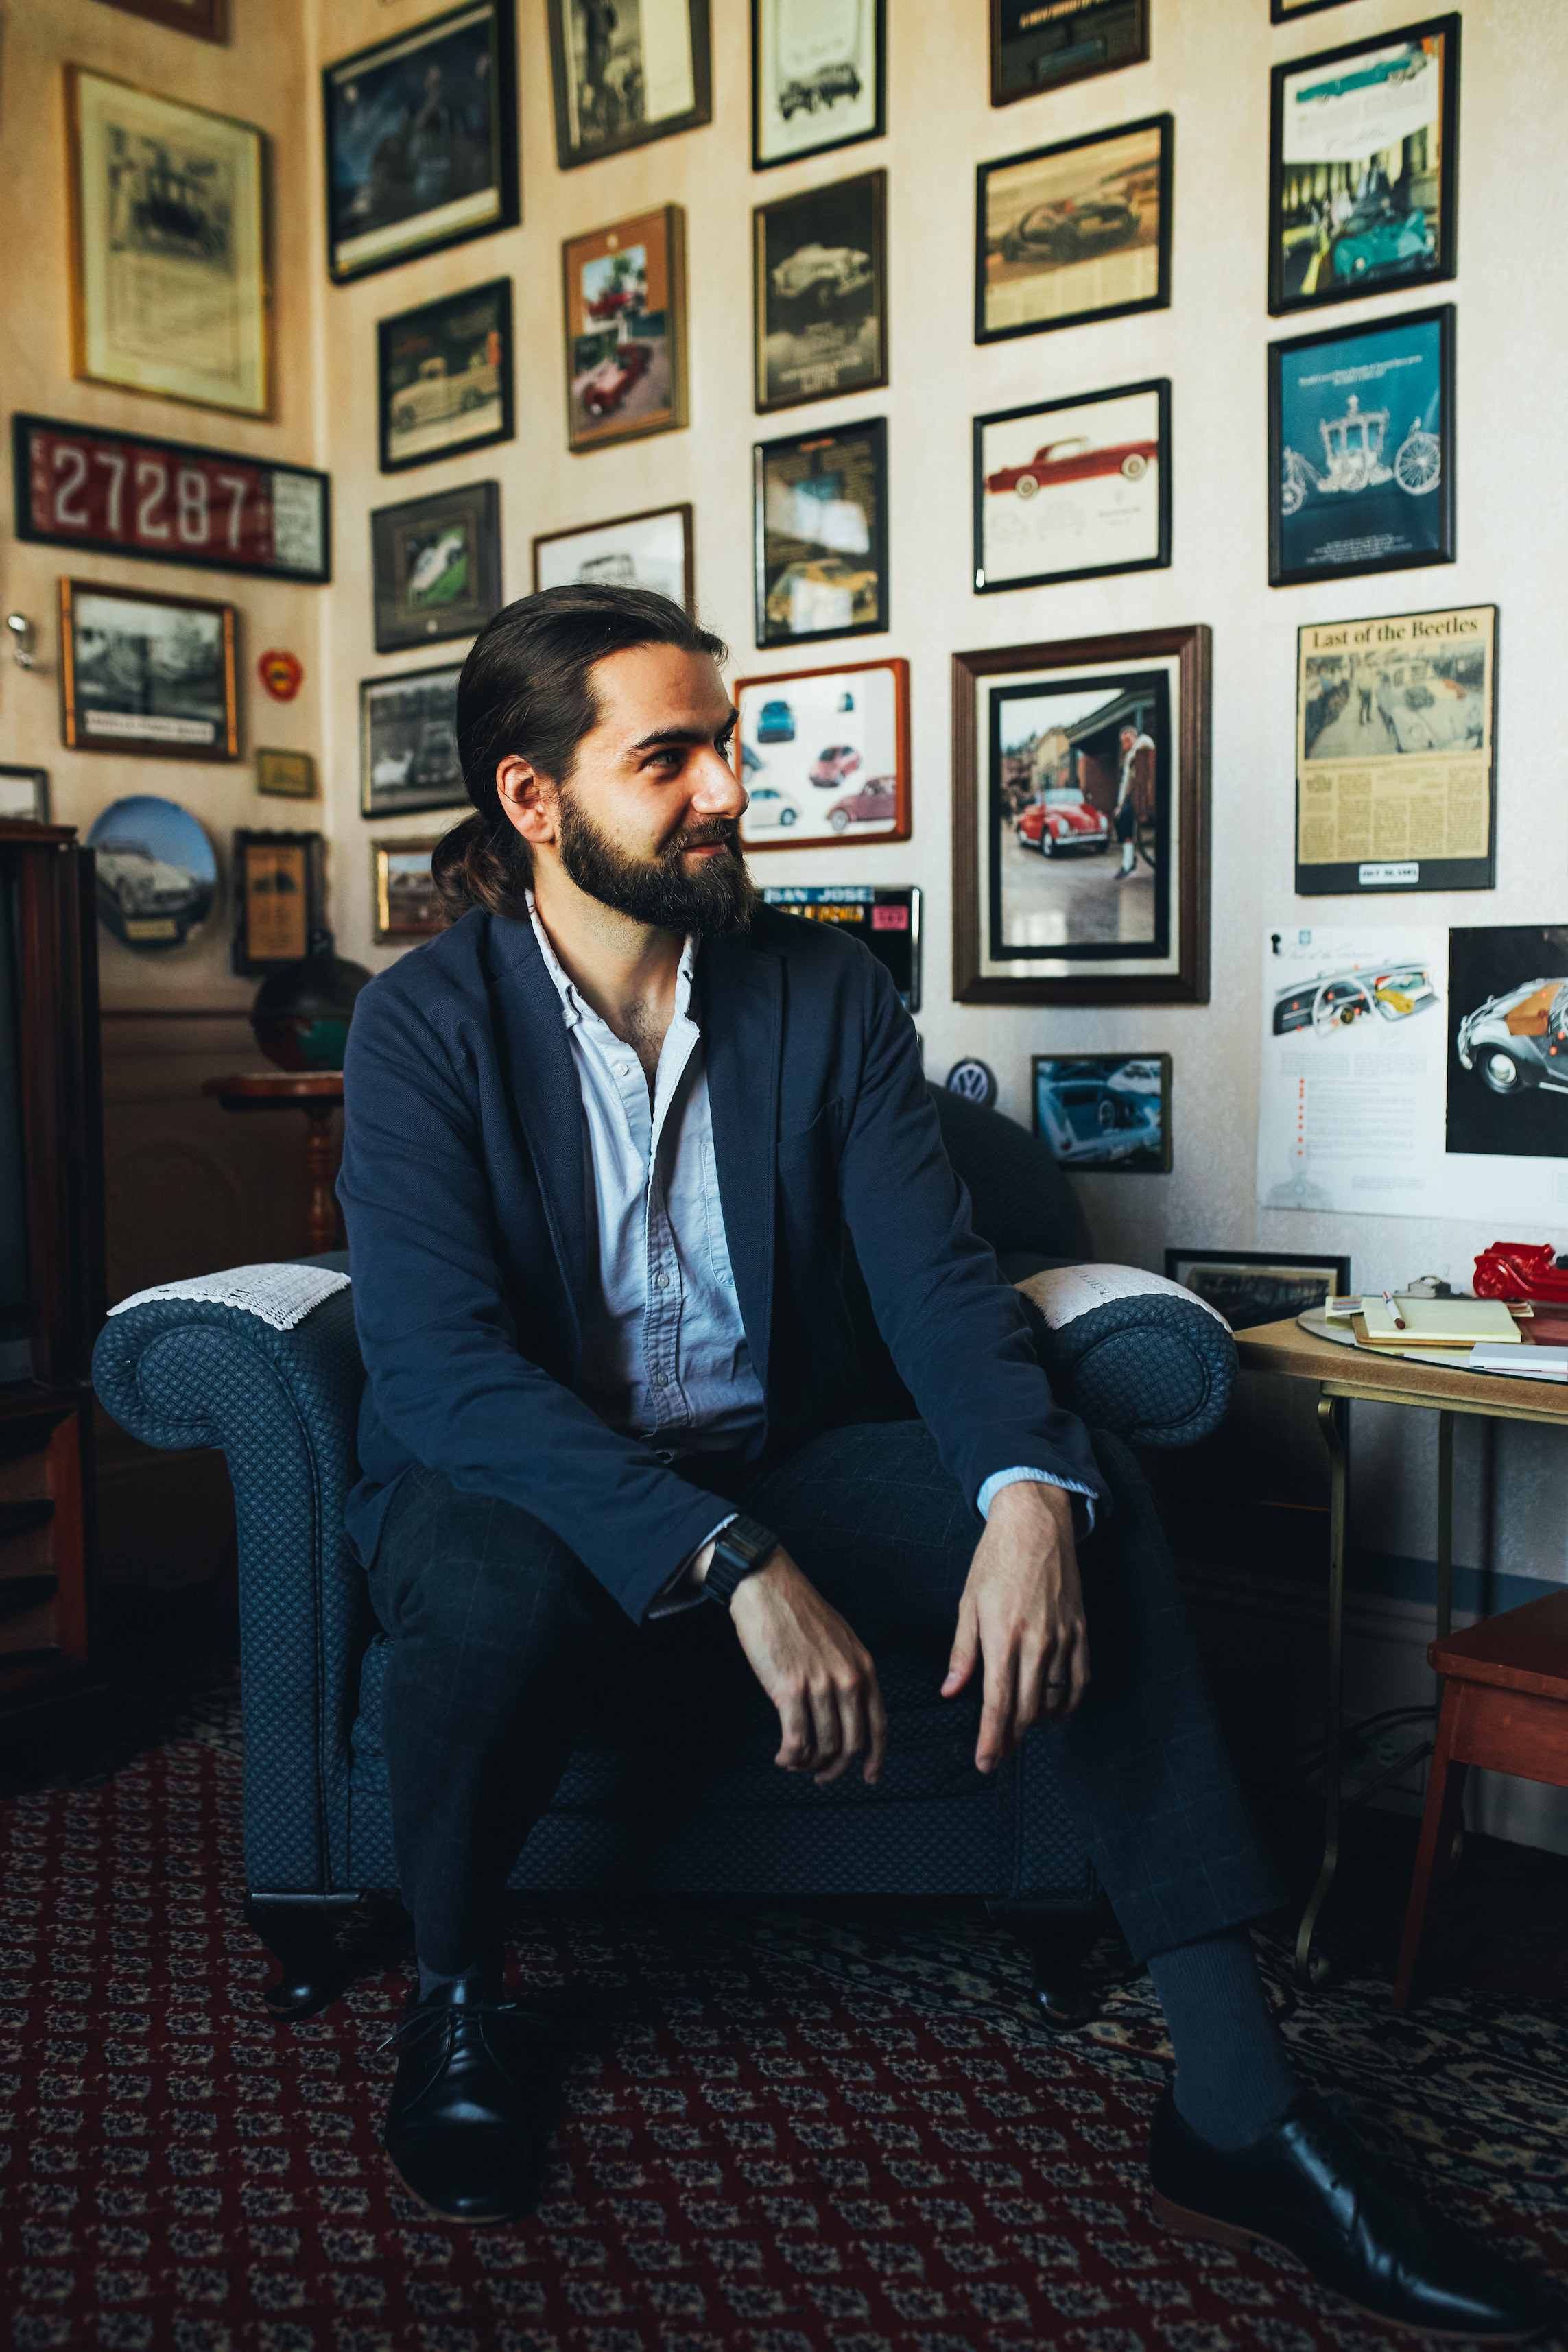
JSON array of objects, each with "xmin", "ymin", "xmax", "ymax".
[{"xmin": 941, "ymin": 1481, "xmax": 1089, "ymax": 1772}]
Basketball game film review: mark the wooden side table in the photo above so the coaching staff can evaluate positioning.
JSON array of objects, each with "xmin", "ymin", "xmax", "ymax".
[
  {"xmin": 202, "ymin": 1072, "xmax": 346, "ymax": 1257},
  {"xmin": 1233, "ymin": 1315, "xmax": 1568, "ymax": 1984}
]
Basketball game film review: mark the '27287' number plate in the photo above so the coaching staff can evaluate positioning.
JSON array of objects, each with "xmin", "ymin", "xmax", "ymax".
[{"xmin": 12, "ymin": 414, "xmax": 331, "ymax": 583}]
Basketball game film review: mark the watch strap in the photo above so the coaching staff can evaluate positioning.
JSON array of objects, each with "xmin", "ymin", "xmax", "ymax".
[{"xmin": 703, "ymin": 1514, "xmax": 779, "ymax": 1608}]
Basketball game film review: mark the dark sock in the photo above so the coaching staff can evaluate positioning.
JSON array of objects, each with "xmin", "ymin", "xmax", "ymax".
[
  {"xmin": 416, "ymin": 1955, "xmax": 500, "ymax": 2003},
  {"xmin": 1147, "ymin": 1928, "xmax": 1298, "ymax": 2152}
]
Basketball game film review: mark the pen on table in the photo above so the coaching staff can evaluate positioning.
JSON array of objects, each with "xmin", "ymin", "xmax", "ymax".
[{"xmin": 1382, "ymin": 1289, "xmax": 1406, "ymax": 1331}]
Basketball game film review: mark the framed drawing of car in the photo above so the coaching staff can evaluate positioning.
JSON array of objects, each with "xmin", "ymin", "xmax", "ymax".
[
  {"xmin": 377, "ymin": 280, "xmax": 514, "ymax": 474},
  {"xmin": 752, "ymin": 0, "xmax": 886, "ymax": 171},
  {"xmin": 562, "ymin": 207, "xmax": 688, "ymax": 454},
  {"xmin": 533, "ymin": 503, "xmax": 694, "ymax": 610},
  {"xmin": 952, "ymin": 624, "xmax": 1211, "ymax": 1007},
  {"xmin": 991, "ymin": 0, "xmax": 1149, "ymax": 106},
  {"xmin": 974, "ymin": 378, "xmax": 1169, "ymax": 593},
  {"xmin": 1269, "ymin": 15, "xmax": 1458, "ymax": 317},
  {"xmin": 360, "ymin": 665, "xmax": 466, "ymax": 820},
  {"xmin": 731, "ymin": 656, "xmax": 910, "ymax": 851},
  {"xmin": 755, "ymin": 418, "xmax": 888, "ymax": 648},
  {"xmin": 754, "ymin": 170, "xmax": 886, "ymax": 414},
  {"xmin": 547, "ymin": 0, "xmax": 712, "ymax": 169},
  {"xmin": 370, "ymin": 480, "xmax": 502, "ymax": 654},
  {"xmin": 1296, "ymin": 602, "xmax": 1497, "ymax": 897},
  {"xmin": 1268, "ymin": 306, "xmax": 1454, "ymax": 588},
  {"xmin": 976, "ymin": 114, "xmax": 1172, "ymax": 345},
  {"xmin": 1032, "ymin": 1052, "xmax": 1170, "ymax": 1174}
]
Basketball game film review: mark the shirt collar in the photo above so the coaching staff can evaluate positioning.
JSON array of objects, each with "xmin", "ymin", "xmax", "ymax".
[{"xmin": 525, "ymin": 889, "xmax": 698, "ymax": 1032}]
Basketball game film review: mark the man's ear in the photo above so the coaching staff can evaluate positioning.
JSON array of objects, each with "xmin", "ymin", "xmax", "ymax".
[{"xmin": 497, "ymin": 754, "xmax": 556, "ymax": 845}]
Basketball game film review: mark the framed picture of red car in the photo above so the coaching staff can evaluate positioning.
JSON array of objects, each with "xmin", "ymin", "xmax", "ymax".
[
  {"xmin": 731, "ymin": 656, "xmax": 909, "ymax": 851},
  {"xmin": 975, "ymin": 378, "xmax": 1169, "ymax": 594},
  {"xmin": 976, "ymin": 114, "xmax": 1172, "ymax": 345},
  {"xmin": 755, "ymin": 417, "xmax": 888, "ymax": 648},
  {"xmin": 953, "ymin": 625, "xmax": 1211, "ymax": 1007},
  {"xmin": 562, "ymin": 206, "xmax": 688, "ymax": 455}
]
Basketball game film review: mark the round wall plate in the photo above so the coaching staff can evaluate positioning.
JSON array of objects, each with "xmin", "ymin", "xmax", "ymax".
[{"xmin": 86, "ymin": 796, "xmax": 217, "ymax": 953}]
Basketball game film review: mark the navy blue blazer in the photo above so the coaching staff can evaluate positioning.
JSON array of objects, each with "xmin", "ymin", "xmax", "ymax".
[{"xmin": 338, "ymin": 903, "xmax": 1107, "ymax": 1620}]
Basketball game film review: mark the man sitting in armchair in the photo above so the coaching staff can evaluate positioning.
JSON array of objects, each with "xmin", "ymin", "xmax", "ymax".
[{"xmin": 337, "ymin": 584, "xmax": 1547, "ymax": 2343}]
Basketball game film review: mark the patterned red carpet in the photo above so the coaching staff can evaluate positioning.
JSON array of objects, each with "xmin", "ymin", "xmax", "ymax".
[{"xmin": 3, "ymin": 1736, "xmax": 1565, "ymax": 2352}]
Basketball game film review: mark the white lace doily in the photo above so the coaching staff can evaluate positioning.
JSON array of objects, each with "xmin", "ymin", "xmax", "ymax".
[
  {"xmin": 108, "ymin": 1263, "xmax": 350, "ymax": 1332},
  {"xmin": 1017, "ymin": 1263, "xmax": 1230, "ymax": 1333}
]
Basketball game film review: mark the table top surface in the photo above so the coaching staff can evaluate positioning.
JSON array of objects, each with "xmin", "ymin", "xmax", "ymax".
[
  {"xmin": 202, "ymin": 1071, "xmax": 344, "ymax": 1102},
  {"xmin": 1236, "ymin": 1314, "xmax": 1568, "ymax": 1421}
]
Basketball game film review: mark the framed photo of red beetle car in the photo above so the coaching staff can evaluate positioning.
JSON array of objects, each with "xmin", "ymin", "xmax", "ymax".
[
  {"xmin": 731, "ymin": 657, "xmax": 910, "ymax": 851},
  {"xmin": 562, "ymin": 206, "xmax": 688, "ymax": 455},
  {"xmin": 974, "ymin": 378, "xmax": 1169, "ymax": 593}
]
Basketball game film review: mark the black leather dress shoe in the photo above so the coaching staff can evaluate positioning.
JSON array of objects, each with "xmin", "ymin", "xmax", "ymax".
[
  {"xmin": 1150, "ymin": 2088, "xmax": 1556, "ymax": 2342},
  {"xmin": 382, "ymin": 1980, "xmax": 558, "ymax": 2224}
]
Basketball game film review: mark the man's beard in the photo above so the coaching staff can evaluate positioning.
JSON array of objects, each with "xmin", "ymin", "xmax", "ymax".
[{"xmin": 555, "ymin": 785, "xmax": 756, "ymax": 937}]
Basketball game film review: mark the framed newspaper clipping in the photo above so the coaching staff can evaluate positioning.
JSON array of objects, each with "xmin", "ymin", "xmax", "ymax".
[{"xmin": 1296, "ymin": 603, "xmax": 1497, "ymax": 896}]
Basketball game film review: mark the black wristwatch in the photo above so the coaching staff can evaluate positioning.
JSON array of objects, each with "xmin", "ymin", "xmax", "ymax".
[{"xmin": 703, "ymin": 1514, "xmax": 779, "ymax": 1609}]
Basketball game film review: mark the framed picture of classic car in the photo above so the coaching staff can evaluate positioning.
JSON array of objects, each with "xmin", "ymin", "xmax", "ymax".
[
  {"xmin": 562, "ymin": 207, "xmax": 688, "ymax": 454},
  {"xmin": 230, "ymin": 829, "xmax": 328, "ymax": 977},
  {"xmin": 370, "ymin": 480, "xmax": 502, "ymax": 654},
  {"xmin": 952, "ymin": 624, "xmax": 1211, "ymax": 1007},
  {"xmin": 755, "ymin": 417, "xmax": 888, "ymax": 648},
  {"xmin": 58, "ymin": 578, "xmax": 239, "ymax": 761},
  {"xmin": 752, "ymin": 0, "xmax": 886, "ymax": 171},
  {"xmin": 1165, "ymin": 1249, "xmax": 1351, "ymax": 1329},
  {"xmin": 975, "ymin": 114, "xmax": 1172, "ymax": 345},
  {"xmin": 975, "ymin": 378, "xmax": 1169, "ymax": 593},
  {"xmin": 359, "ymin": 665, "xmax": 466, "ymax": 819},
  {"xmin": 532, "ymin": 503, "xmax": 694, "ymax": 610},
  {"xmin": 1032, "ymin": 1052, "xmax": 1170, "ymax": 1174},
  {"xmin": 731, "ymin": 656, "xmax": 910, "ymax": 850},
  {"xmin": 990, "ymin": 0, "xmax": 1149, "ymax": 106},
  {"xmin": 547, "ymin": 0, "xmax": 713, "ymax": 169},
  {"xmin": 754, "ymin": 171, "xmax": 886, "ymax": 414},
  {"xmin": 377, "ymin": 280, "xmax": 514, "ymax": 474},
  {"xmin": 1269, "ymin": 15, "xmax": 1458, "ymax": 316}
]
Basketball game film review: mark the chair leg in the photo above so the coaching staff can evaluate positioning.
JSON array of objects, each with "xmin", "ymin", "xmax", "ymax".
[
  {"xmin": 991, "ymin": 1897, "xmax": 1105, "ymax": 2030},
  {"xmin": 245, "ymin": 1897, "xmax": 349, "ymax": 2021},
  {"xmin": 1392, "ymin": 1697, "xmax": 1469, "ymax": 2014}
]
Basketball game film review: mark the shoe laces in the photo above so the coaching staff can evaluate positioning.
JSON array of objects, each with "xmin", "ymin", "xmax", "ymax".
[{"xmin": 375, "ymin": 1999, "xmax": 518, "ymax": 2057}]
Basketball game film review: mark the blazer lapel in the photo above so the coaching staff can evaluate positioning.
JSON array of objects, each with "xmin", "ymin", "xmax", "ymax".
[
  {"xmin": 486, "ymin": 916, "xmax": 589, "ymax": 1344},
  {"xmin": 701, "ymin": 934, "xmax": 781, "ymax": 1392}
]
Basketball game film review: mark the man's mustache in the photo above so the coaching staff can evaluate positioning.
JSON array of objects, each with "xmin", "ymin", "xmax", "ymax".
[{"xmin": 663, "ymin": 818, "xmax": 741, "ymax": 859}]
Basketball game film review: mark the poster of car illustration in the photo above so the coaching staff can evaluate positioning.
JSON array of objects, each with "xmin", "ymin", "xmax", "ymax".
[
  {"xmin": 754, "ymin": 171, "xmax": 885, "ymax": 411},
  {"xmin": 1296, "ymin": 604, "xmax": 1496, "ymax": 895},
  {"xmin": 562, "ymin": 206, "xmax": 685, "ymax": 451},
  {"xmin": 1271, "ymin": 18, "xmax": 1455, "ymax": 313},
  {"xmin": 977, "ymin": 115, "xmax": 1169, "ymax": 342},
  {"xmin": 755, "ymin": 419, "xmax": 887, "ymax": 644},
  {"xmin": 1256, "ymin": 923, "xmax": 1447, "ymax": 1215},
  {"xmin": 1445, "ymin": 927, "xmax": 1568, "ymax": 1225},
  {"xmin": 753, "ymin": 0, "xmax": 882, "ymax": 168},
  {"xmin": 1034, "ymin": 1053, "xmax": 1169, "ymax": 1173},
  {"xmin": 975, "ymin": 380, "xmax": 1167, "ymax": 592},
  {"xmin": 1269, "ymin": 307, "xmax": 1452, "ymax": 585},
  {"xmin": 734, "ymin": 658, "xmax": 907, "ymax": 847}
]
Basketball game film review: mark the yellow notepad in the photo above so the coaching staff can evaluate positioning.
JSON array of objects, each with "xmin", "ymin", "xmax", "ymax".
[{"xmin": 1360, "ymin": 1296, "xmax": 1521, "ymax": 1347}]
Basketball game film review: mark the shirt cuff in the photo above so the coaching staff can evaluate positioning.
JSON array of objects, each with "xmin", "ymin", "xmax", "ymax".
[
  {"xmin": 645, "ymin": 1512, "xmax": 737, "ymax": 1620},
  {"xmin": 977, "ymin": 1467, "xmax": 1098, "ymax": 1536}
]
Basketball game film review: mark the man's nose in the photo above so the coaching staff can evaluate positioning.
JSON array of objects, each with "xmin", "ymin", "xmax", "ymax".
[{"xmin": 690, "ymin": 746, "xmax": 748, "ymax": 816}]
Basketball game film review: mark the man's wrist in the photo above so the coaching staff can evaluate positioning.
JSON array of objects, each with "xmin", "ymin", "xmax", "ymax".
[{"xmin": 704, "ymin": 1514, "xmax": 781, "ymax": 1609}]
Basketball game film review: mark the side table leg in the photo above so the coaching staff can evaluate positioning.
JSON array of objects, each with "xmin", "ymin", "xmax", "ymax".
[
  {"xmin": 1296, "ymin": 1390, "xmax": 1347, "ymax": 1986},
  {"xmin": 301, "ymin": 1104, "xmax": 341, "ymax": 1257},
  {"xmin": 1435, "ymin": 1410, "xmax": 1454, "ymax": 1646}
]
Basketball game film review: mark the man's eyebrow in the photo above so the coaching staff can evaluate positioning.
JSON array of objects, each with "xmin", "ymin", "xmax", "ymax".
[{"xmin": 629, "ymin": 708, "xmax": 739, "ymax": 752}]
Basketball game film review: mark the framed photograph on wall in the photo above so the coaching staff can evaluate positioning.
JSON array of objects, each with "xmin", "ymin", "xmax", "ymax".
[
  {"xmin": 752, "ymin": 0, "xmax": 886, "ymax": 170},
  {"xmin": 256, "ymin": 749, "xmax": 317, "ymax": 800},
  {"xmin": 975, "ymin": 378, "xmax": 1169, "ymax": 594},
  {"xmin": 976, "ymin": 114, "xmax": 1172, "ymax": 345},
  {"xmin": 1273, "ymin": 0, "xmax": 1363, "ymax": 17},
  {"xmin": 1269, "ymin": 15, "xmax": 1458, "ymax": 316},
  {"xmin": 1269, "ymin": 305, "xmax": 1453, "ymax": 588},
  {"xmin": 533, "ymin": 503, "xmax": 694, "ymax": 609},
  {"xmin": 1033, "ymin": 1052, "xmax": 1170, "ymax": 1173},
  {"xmin": 563, "ymin": 206, "xmax": 688, "ymax": 453},
  {"xmin": 230, "ymin": 830, "xmax": 329, "ymax": 977},
  {"xmin": 547, "ymin": 0, "xmax": 712, "ymax": 169},
  {"xmin": 755, "ymin": 417, "xmax": 888, "ymax": 648},
  {"xmin": 95, "ymin": 0, "xmax": 228, "ymax": 33},
  {"xmin": 372, "ymin": 838, "xmax": 451, "ymax": 945},
  {"xmin": 323, "ymin": 3, "xmax": 519, "ymax": 285},
  {"xmin": 991, "ymin": 0, "xmax": 1149, "ymax": 106},
  {"xmin": 58, "ymin": 579, "xmax": 238, "ymax": 761},
  {"xmin": 360, "ymin": 665, "xmax": 466, "ymax": 819},
  {"xmin": 378, "ymin": 281, "xmax": 514, "ymax": 474},
  {"xmin": 1296, "ymin": 602, "xmax": 1496, "ymax": 896},
  {"xmin": 66, "ymin": 67, "xmax": 269, "ymax": 417},
  {"xmin": 370, "ymin": 481, "xmax": 501, "ymax": 654},
  {"xmin": 0, "ymin": 768, "xmax": 50, "ymax": 823},
  {"xmin": 732, "ymin": 656, "xmax": 909, "ymax": 850},
  {"xmin": 1165, "ymin": 1249, "xmax": 1351, "ymax": 1328},
  {"xmin": 953, "ymin": 624, "xmax": 1211, "ymax": 1006},
  {"xmin": 755, "ymin": 171, "xmax": 886, "ymax": 414}
]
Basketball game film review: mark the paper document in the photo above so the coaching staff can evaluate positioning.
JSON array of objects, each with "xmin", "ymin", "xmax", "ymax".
[
  {"xmin": 1361, "ymin": 1295, "xmax": 1521, "ymax": 1346},
  {"xmin": 1468, "ymin": 1344, "xmax": 1568, "ymax": 1381}
]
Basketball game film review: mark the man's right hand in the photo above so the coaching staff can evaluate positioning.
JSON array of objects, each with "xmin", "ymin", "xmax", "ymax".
[{"xmin": 728, "ymin": 1552, "xmax": 887, "ymax": 1787}]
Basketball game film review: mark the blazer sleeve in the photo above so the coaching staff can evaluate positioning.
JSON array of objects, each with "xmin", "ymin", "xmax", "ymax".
[
  {"xmin": 338, "ymin": 974, "xmax": 736, "ymax": 1622},
  {"xmin": 834, "ymin": 955, "xmax": 1110, "ymax": 1521}
]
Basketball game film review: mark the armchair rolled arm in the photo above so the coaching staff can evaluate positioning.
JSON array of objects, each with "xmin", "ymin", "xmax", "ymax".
[{"xmin": 1015, "ymin": 1266, "xmax": 1236, "ymax": 1448}]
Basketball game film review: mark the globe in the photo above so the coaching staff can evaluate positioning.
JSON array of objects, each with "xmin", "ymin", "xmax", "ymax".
[{"xmin": 251, "ymin": 953, "xmax": 373, "ymax": 1073}]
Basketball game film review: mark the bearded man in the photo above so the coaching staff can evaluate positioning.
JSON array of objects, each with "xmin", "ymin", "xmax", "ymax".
[{"xmin": 337, "ymin": 586, "xmax": 1547, "ymax": 2343}]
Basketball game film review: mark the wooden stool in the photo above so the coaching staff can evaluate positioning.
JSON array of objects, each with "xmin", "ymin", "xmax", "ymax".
[{"xmin": 1392, "ymin": 1587, "xmax": 1568, "ymax": 2010}]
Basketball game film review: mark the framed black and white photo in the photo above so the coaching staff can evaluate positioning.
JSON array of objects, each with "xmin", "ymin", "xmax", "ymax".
[
  {"xmin": 1033, "ymin": 1052, "xmax": 1170, "ymax": 1173},
  {"xmin": 360, "ymin": 666, "xmax": 466, "ymax": 820},
  {"xmin": 0, "ymin": 768, "xmax": 50, "ymax": 824},
  {"xmin": 1270, "ymin": 15, "xmax": 1458, "ymax": 316},
  {"xmin": 230, "ymin": 830, "xmax": 329, "ymax": 977},
  {"xmin": 976, "ymin": 115, "xmax": 1172, "ymax": 345},
  {"xmin": 975, "ymin": 379, "xmax": 1169, "ymax": 594},
  {"xmin": 755, "ymin": 171, "xmax": 886, "ymax": 414},
  {"xmin": 733, "ymin": 657, "xmax": 910, "ymax": 850},
  {"xmin": 991, "ymin": 0, "xmax": 1149, "ymax": 106},
  {"xmin": 1269, "ymin": 305, "xmax": 1453, "ymax": 589},
  {"xmin": 370, "ymin": 481, "xmax": 502, "ymax": 654},
  {"xmin": 1165, "ymin": 1249, "xmax": 1351, "ymax": 1329},
  {"xmin": 58, "ymin": 579, "xmax": 238, "ymax": 761},
  {"xmin": 755, "ymin": 417, "xmax": 888, "ymax": 648},
  {"xmin": 752, "ymin": 0, "xmax": 885, "ymax": 171},
  {"xmin": 547, "ymin": 0, "xmax": 712, "ymax": 169},
  {"xmin": 533, "ymin": 503, "xmax": 694, "ymax": 610},
  {"xmin": 953, "ymin": 625, "xmax": 1211, "ymax": 1006},
  {"xmin": 372, "ymin": 838, "xmax": 451, "ymax": 945},
  {"xmin": 322, "ymin": 3, "xmax": 519, "ymax": 285},
  {"xmin": 378, "ymin": 281, "xmax": 514, "ymax": 475}
]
